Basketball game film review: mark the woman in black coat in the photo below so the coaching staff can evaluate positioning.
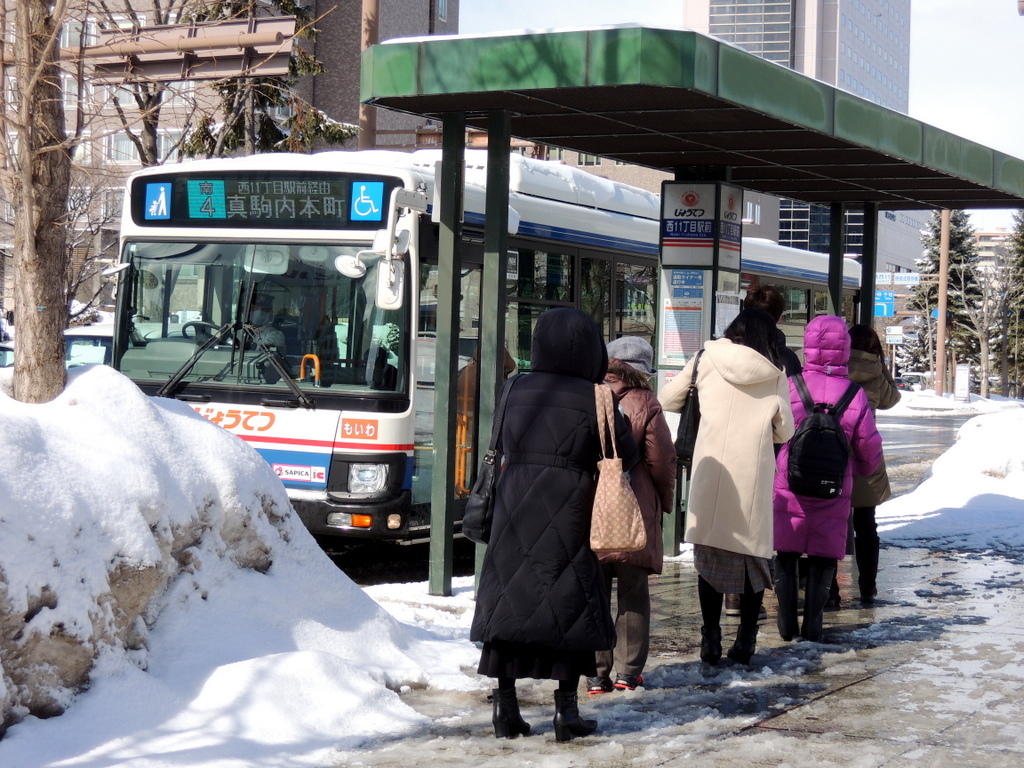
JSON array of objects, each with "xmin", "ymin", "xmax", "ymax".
[{"xmin": 470, "ymin": 307, "xmax": 639, "ymax": 743}]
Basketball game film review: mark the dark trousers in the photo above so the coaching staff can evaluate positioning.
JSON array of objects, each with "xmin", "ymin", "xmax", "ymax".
[{"xmin": 597, "ymin": 562, "xmax": 651, "ymax": 678}]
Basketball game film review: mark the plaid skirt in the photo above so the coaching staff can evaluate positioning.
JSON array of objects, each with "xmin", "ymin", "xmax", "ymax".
[{"xmin": 693, "ymin": 544, "xmax": 773, "ymax": 594}]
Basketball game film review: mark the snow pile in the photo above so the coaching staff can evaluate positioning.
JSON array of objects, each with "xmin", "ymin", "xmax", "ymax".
[
  {"xmin": 0, "ymin": 366, "xmax": 478, "ymax": 757},
  {"xmin": 878, "ymin": 408, "xmax": 1024, "ymax": 554},
  {"xmin": 889, "ymin": 387, "xmax": 1020, "ymax": 415}
]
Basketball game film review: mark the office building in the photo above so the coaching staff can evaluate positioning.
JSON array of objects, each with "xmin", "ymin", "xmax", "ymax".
[{"xmin": 683, "ymin": 0, "xmax": 922, "ymax": 272}]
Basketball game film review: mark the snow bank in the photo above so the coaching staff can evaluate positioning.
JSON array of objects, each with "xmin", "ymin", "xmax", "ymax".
[
  {"xmin": 0, "ymin": 366, "xmax": 478, "ymax": 756},
  {"xmin": 879, "ymin": 409, "xmax": 1024, "ymax": 554}
]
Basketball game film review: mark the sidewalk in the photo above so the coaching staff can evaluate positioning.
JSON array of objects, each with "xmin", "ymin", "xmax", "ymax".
[{"xmin": 338, "ymin": 544, "xmax": 1024, "ymax": 767}]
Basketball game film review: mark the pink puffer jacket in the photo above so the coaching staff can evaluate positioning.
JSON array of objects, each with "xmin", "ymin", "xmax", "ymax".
[{"xmin": 773, "ymin": 316, "xmax": 882, "ymax": 559}]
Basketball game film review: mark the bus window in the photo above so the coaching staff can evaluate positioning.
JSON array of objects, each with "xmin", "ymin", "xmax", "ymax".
[
  {"xmin": 615, "ymin": 261, "xmax": 656, "ymax": 341},
  {"xmin": 118, "ymin": 240, "xmax": 408, "ymax": 393}
]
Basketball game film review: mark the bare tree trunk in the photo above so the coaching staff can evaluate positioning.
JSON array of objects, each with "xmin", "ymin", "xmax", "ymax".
[
  {"xmin": 9, "ymin": 0, "xmax": 72, "ymax": 403},
  {"xmin": 979, "ymin": 335, "xmax": 990, "ymax": 398}
]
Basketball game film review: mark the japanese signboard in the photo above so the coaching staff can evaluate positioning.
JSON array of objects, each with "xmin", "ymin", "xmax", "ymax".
[{"xmin": 660, "ymin": 183, "xmax": 743, "ymax": 270}]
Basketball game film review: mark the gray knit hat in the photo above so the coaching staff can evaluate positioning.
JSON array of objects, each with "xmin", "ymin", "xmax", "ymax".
[{"xmin": 606, "ymin": 336, "xmax": 656, "ymax": 375}]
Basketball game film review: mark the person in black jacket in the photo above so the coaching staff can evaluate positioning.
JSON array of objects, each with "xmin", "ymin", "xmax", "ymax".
[
  {"xmin": 743, "ymin": 286, "xmax": 802, "ymax": 376},
  {"xmin": 470, "ymin": 307, "xmax": 639, "ymax": 743}
]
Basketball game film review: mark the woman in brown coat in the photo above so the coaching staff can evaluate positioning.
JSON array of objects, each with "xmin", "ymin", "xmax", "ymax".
[
  {"xmin": 846, "ymin": 325, "xmax": 901, "ymax": 603},
  {"xmin": 588, "ymin": 337, "xmax": 676, "ymax": 694}
]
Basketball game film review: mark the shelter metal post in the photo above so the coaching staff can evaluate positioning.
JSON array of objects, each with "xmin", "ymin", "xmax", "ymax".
[
  {"xmin": 659, "ymin": 167, "xmax": 741, "ymax": 556},
  {"xmin": 828, "ymin": 202, "xmax": 846, "ymax": 315},
  {"xmin": 858, "ymin": 202, "xmax": 879, "ymax": 326},
  {"xmin": 475, "ymin": 111, "xmax": 512, "ymax": 577},
  {"xmin": 429, "ymin": 112, "xmax": 466, "ymax": 597},
  {"xmin": 935, "ymin": 209, "xmax": 951, "ymax": 397}
]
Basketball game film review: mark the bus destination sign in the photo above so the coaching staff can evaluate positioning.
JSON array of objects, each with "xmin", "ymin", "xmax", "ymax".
[{"xmin": 133, "ymin": 171, "xmax": 392, "ymax": 230}]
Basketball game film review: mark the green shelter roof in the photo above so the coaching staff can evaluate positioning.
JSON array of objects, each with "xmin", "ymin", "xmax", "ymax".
[{"xmin": 362, "ymin": 26, "xmax": 1024, "ymax": 211}]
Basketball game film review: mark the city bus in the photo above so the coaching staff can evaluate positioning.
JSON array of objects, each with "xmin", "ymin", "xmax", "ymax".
[{"xmin": 113, "ymin": 149, "xmax": 860, "ymax": 543}]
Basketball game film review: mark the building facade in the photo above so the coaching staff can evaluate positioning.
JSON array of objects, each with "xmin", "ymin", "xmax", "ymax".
[
  {"xmin": 682, "ymin": 0, "xmax": 922, "ymax": 273},
  {"xmin": 0, "ymin": 0, "xmax": 458, "ymax": 318}
]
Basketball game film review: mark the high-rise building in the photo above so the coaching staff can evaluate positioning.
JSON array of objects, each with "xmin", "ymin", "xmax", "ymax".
[{"xmin": 684, "ymin": 0, "xmax": 922, "ymax": 272}]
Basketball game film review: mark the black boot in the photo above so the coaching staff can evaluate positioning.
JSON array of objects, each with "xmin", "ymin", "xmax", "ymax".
[
  {"xmin": 727, "ymin": 623, "xmax": 759, "ymax": 664},
  {"xmin": 801, "ymin": 558, "xmax": 837, "ymax": 641},
  {"xmin": 856, "ymin": 541, "xmax": 879, "ymax": 604},
  {"xmin": 854, "ymin": 509, "xmax": 880, "ymax": 603},
  {"xmin": 492, "ymin": 687, "xmax": 531, "ymax": 739},
  {"xmin": 552, "ymin": 690, "xmax": 597, "ymax": 742},
  {"xmin": 700, "ymin": 625, "xmax": 722, "ymax": 665},
  {"xmin": 775, "ymin": 554, "xmax": 800, "ymax": 641},
  {"xmin": 825, "ymin": 574, "xmax": 842, "ymax": 610}
]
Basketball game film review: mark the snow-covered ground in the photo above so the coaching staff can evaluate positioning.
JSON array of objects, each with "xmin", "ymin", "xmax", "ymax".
[{"xmin": 0, "ymin": 368, "xmax": 1022, "ymax": 767}]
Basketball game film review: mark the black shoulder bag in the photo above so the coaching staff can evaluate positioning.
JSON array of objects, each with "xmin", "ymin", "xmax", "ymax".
[
  {"xmin": 673, "ymin": 350, "xmax": 704, "ymax": 469},
  {"xmin": 461, "ymin": 375, "xmax": 520, "ymax": 545}
]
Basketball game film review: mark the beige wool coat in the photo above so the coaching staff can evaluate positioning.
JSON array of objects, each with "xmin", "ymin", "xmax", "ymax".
[{"xmin": 660, "ymin": 338, "xmax": 794, "ymax": 560}]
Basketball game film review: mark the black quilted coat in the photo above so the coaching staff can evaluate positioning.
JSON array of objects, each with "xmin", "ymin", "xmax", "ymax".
[{"xmin": 470, "ymin": 308, "xmax": 638, "ymax": 652}]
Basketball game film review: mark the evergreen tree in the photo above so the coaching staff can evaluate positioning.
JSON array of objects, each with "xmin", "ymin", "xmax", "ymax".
[
  {"xmin": 180, "ymin": 1, "xmax": 357, "ymax": 158},
  {"xmin": 1005, "ymin": 209, "xmax": 1024, "ymax": 389},
  {"xmin": 904, "ymin": 210, "xmax": 981, "ymax": 391}
]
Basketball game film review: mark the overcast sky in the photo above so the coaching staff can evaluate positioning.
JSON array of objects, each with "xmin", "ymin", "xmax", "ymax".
[{"xmin": 458, "ymin": 0, "xmax": 1024, "ymax": 230}]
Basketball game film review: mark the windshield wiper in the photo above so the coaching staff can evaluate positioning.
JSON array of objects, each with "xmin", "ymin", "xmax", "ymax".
[
  {"xmin": 236, "ymin": 324, "xmax": 316, "ymax": 410},
  {"xmin": 156, "ymin": 321, "xmax": 238, "ymax": 399}
]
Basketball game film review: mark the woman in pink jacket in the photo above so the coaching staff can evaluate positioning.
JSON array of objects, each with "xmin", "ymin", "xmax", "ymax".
[{"xmin": 773, "ymin": 315, "xmax": 883, "ymax": 642}]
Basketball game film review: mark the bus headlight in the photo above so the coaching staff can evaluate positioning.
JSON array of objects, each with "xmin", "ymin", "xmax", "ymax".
[{"xmin": 349, "ymin": 463, "xmax": 389, "ymax": 494}]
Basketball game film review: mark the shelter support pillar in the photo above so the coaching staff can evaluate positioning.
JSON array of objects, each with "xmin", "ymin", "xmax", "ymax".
[
  {"xmin": 935, "ymin": 209, "xmax": 951, "ymax": 397},
  {"xmin": 828, "ymin": 202, "xmax": 846, "ymax": 315},
  {"xmin": 474, "ymin": 111, "xmax": 512, "ymax": 576},
  {"xmin": 657, "ymin": 167, "xmax": 743, "ymax": 556},
  {"xmin": 858, "ymin": 202, "xmax": 879, "ymax": 326},
  {"xmin": 429, "ymin": 112, "xmax": 466, "ymax": 597}
]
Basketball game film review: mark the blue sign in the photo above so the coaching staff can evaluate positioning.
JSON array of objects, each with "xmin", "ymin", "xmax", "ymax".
[
  {"xmin": 874, "ymin": 289, "xmax": 895, "ymax": 317},
  {"xmin": 350, "ymin": 181, "xmax": 384, "ymax": 222},
  {"xmin": 144, "ymin": 183, "xmax": 172, "ymax": 220}
]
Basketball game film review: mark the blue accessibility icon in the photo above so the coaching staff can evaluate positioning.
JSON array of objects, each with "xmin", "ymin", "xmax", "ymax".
[{"xmin": 350, "ymin": 181, "xmax": 384, "ymax": 222}]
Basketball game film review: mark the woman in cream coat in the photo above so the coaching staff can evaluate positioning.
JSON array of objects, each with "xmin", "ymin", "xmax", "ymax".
[{"xmin": 660, "ymin": 309, "xmax": 794, "ymax": 665}]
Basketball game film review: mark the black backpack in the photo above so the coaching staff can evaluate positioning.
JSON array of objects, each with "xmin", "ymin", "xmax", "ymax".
[{"xmin": 787, "ymin": 374, "xmax": 860, "ymax": 500}]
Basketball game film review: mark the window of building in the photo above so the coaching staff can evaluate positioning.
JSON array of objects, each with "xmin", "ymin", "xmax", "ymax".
[
  {"xmin": 60, "ymin": 18, "xmax": 97, "ymax": 48},
  {"xmin": 107, "ymin": 132, "xmax": 140, "ymax": 165},
  {"xmin": 578, "ymin": 154, "xmax": 601, "ymax": 166},
  {"xmin": 158, "ymin": 130, "xmax": 183, "ymax": 163},
  {"xmin": 744, "ymin": 200, "xmax": 761, "ymax": 226},
  {"xmin": 103, "ymin": 188, "xmax": 124, "ymax": 221}
]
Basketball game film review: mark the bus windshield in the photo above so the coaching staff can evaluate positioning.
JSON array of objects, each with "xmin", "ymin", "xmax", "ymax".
[{"xmin": 116, "ymin": 239, "xmax": 407, "ymax": 394}]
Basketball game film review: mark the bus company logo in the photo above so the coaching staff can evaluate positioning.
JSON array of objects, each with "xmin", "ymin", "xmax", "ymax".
[
  {"xmin": 273, "ymin": 464, "xmax": 326, "ymax": 483},
  {"xmin": 192, "ymin": 406, "xmax": 275, "ymax": 431},
  {"xmin": 722, "ymin": 193, "xmax": 740, "ymax": 222},
  {"xmin": 673, "ymin": 189, "xmax": 706, "ymax": 218},
  {"xmin": 342, "ymin": 418, "xmax": 379, "ymax": 439}
]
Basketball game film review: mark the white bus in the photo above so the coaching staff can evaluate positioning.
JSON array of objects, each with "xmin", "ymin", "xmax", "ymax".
[{"xmin": 113, "ymin": 149, "xmax": 860, "ymax": 542}]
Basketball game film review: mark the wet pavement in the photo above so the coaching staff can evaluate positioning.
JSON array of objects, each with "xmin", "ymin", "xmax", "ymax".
[
  {"xmin": 338, "ymin": 544, "xmax": 1024, "ymax": 767},
  {"xmin": 336, "ymin": 410, "xmax": 1024, "ymax": 766}
]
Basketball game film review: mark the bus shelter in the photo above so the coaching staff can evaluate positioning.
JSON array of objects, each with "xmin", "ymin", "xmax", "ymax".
[{"xmin": 360, "ymin": 26, "xmax": 1024, "ymax": 593}]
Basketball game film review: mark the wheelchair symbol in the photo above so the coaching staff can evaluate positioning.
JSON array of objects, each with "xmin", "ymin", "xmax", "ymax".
[{"xmin": 353, "ymin": 185, "xmax": 380, "ymax": 217}]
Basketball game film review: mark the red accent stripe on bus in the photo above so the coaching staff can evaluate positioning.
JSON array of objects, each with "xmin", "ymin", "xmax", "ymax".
[{"xmin": 238, "ymin": 434, "xmax": 413, "ymax": 452}]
